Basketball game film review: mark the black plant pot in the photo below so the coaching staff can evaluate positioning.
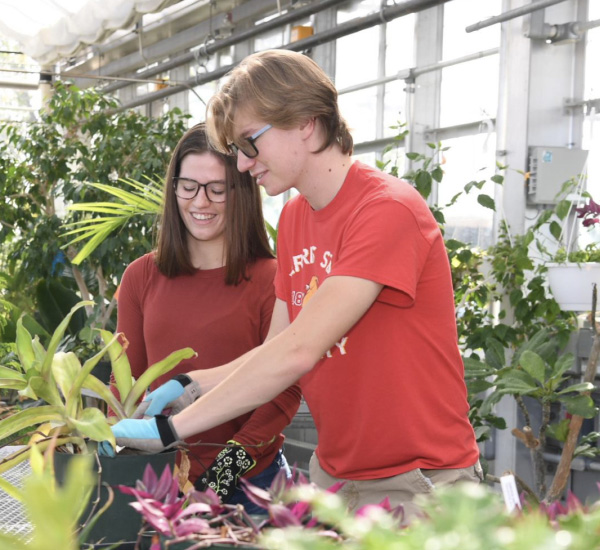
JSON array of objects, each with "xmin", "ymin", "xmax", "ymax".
[
  {"xmin": 54, "ymin": 450, "xmax": 177, "ymax": 549},
  {"xmin": 90, "ymin": 360, "xmax": 112, "ymax": 385}
]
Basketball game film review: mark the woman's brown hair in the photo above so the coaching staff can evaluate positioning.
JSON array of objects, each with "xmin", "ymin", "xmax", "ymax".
[{"xmin": 155, "ymin": 122, "xmax": 273, "ymax": 284}]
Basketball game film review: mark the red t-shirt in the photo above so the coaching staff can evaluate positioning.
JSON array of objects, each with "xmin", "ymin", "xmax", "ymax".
[
  {"xmin": 275, "ymin": 161, "xmax": 479, "ymax": 480},
  {"xmin": 117, "ymin": 253, "xmax": 301, "ymax": 481}
]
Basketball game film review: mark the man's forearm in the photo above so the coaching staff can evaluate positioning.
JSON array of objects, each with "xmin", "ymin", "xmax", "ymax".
[
  {"xmin": 172, "ymin": 276, "xmax": 383, "ymax": 440},
  {"xmin": 172, "ymin": 330, "xmax": 314, "ymax": 439},
  {"xmin": 186, "ymin": 346, "xmax": 261, "ymax": 393}
]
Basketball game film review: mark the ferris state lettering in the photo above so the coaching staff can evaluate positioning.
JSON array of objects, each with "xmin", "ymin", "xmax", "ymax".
[{"xmin": 288, "ymin": 246, "xmax": 347, "ymax": 359}]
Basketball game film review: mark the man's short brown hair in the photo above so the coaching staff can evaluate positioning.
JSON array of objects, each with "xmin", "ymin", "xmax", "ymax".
[{"xmin": 207, "ymin": 49, "xmax": 353, "ymax": 156}]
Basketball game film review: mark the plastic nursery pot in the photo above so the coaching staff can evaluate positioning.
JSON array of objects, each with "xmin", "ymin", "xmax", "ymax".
[
  {"xmin": 54, "ymin": 449, "xmax": 177, "ymax": 549},
  {"xmin": 546, "ymin": 262, "xmax": 600, "ymax": 311}
]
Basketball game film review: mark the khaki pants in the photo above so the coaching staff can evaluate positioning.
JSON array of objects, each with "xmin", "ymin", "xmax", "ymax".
[{"xmin": 309, "ymin": 453, "xmax": 483, "ymax": 524}]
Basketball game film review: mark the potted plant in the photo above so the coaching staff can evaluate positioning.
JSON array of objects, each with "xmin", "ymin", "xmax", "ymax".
[
  {"xmin": 545, "ymin": 251, "xmax": 600, "ymax": 311},
  {"xmin": 544, "ymin": 190, "xmax": 600, "ymax": 311},
  {"xmin": 119, "ymin": 463, "xmax": 403, "ymax": 550},
  {"xmin": 124, "ymin": 460, "xmax": 600, "ymax": 550},
  {"xmin": 0, "ymin": 300, "xmax": 196, "ymax": 546}
]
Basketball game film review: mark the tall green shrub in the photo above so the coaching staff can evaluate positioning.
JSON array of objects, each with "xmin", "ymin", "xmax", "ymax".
[{"xmin": 0, "ymin": 81, "xmax": 190, "ymax": 338}]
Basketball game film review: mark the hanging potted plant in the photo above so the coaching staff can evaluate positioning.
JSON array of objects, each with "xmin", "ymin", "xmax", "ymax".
[
  {"xmin": 544, "ymin": 188, "xmax": 600, "ymax": 311},
  {"xmin": 0, "ymin": 300, "xmax": 196, "ymax": 547}
]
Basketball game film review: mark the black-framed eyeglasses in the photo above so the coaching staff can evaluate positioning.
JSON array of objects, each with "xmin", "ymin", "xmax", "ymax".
[
  {"xmin": 228, "ymin": 124, "xmax": 272, "ymax": 159},
  {"xmin": 173, "ymin": 177, "xmax": 227, "ymax": 202}
]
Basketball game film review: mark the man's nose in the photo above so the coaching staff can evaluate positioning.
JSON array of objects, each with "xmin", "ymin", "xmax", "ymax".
[{"xmin": 236, "ymin": 150, "xmax": 255, "ymax": 173}]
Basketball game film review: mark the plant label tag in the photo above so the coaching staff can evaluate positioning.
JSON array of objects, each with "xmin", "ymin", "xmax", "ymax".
[{"xmin": 500, "ymin": 474, "xmax": 521, "ymax": 512}]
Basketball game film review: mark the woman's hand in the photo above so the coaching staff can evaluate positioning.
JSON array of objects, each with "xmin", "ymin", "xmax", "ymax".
[{"xmin": 133, "ymin": 374, "xmax": 201, "ymax": 418}]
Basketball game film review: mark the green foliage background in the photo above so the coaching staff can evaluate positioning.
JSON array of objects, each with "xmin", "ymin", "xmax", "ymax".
[{"xmin": 0, "ymin": 82, "xmax": 190, "ymax": 340}]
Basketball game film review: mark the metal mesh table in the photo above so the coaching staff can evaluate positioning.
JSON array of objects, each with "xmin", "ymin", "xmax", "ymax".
[{"xmin": 0, "ymin": 446, "xmax": 32, "ymax": 538}]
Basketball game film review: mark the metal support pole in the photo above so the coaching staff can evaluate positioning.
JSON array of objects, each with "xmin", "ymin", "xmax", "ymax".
[
  {"xmin": 98, "ymin": 0, "xmax": 348, "ymax": 94},
  {"xmin": 338, "ymin": 47, "xmax": 499, "ymax": 96},
  {"xmin": 466, "ymin": 0, "xmax": 568, "ymax": 33},
  {"xmin": 113, "ymin": 0, "xmax": 453, "ymax": 113}
]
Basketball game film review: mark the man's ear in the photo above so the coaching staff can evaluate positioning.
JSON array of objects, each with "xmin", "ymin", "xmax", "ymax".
[{"xmin": 300, "ymin": 117, "xmax": 317, "ymax": 140}]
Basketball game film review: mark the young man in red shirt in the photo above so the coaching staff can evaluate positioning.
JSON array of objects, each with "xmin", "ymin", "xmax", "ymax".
[{"xmin": 107, "ymin": 49, "xmax": 481, "ymax": 520}]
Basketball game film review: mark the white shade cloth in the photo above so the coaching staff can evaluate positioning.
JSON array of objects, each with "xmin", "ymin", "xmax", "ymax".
[{"xmin": 0, "ymin": 0, "xmax": 173, "ymax": 65}]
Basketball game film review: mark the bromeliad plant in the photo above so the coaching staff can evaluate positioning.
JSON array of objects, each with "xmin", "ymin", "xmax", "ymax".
[{"xmin": 0, "ymin": 300, "xmax": 195, "ymax": 475}]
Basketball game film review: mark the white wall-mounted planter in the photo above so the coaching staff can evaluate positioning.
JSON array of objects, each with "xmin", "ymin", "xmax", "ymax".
[{"xmin": 546, "ymin": 262, "xmax": 600, "ymax": 311}]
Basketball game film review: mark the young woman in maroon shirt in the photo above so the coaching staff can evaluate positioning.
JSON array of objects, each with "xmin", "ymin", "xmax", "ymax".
[{"xmin": 114, "ymin": 122, "xmax": 301, "ymax": 512}]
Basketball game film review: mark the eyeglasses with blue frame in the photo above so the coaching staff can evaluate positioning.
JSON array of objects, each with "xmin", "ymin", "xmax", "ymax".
[{"xmin": 228, "ymin": 124, "xmax": 272, "ymax": 158}]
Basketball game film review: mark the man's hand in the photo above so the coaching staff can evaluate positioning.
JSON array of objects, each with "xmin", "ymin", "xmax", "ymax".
[
  {"xmin": 133, "ymin": 374, "xmax": 201, "ymax": 418},
  {"xmin": 195, "ymin": 441, "xmax": 256, "ymax": 503},
  {"xmin": 98, "ymin": 416, "xmax": 182, "ymax": 456}
]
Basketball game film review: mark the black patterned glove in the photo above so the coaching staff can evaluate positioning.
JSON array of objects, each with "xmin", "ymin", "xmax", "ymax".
[{"xmin": 195, "ymin": 441, "xmax": 256, "ymax": 503}]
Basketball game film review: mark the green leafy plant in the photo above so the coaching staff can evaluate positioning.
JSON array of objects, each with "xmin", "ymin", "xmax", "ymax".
[
  {"xmin": 0, "ymin": 300, "xmax": 195, "ymax": 474},
  {"xmin": 258, "ymin": 480, "xmax": 600, "ymax": 550},
  {"xmin": 0, "ymin": 443, "xmax": 97, "ymax": 550},
  {"xmin": 62, "ymin": 176, "xmax": 164, "ymax": 265},
  {"xmin": 553, "ymin": 244, "xmax": 600, "ymax": 264},
  {"xmin": 467, "ymin": 327, "xmax": 597, "ymax": 501},
  {"xmin": 0, "ymin": 81, "xmax": 189, "ymax": 338},
  {"xmin": 124, "ymin": 455, "xmax": 600, "ymax": 549}
]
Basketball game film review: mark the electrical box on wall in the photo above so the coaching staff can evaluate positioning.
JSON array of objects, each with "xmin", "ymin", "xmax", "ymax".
[{"xmin": 527, "ymin": 146, "xmax": 588, "ymax": 205}]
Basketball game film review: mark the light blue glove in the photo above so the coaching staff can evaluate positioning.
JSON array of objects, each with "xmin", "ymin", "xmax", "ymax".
[
  {"xmin": 133, "ymin": 374, "xmax": 201, "ymax": 418},
  {"xmin": 98, "ymin": 416, "xmax": 182, "ymax": 457}
]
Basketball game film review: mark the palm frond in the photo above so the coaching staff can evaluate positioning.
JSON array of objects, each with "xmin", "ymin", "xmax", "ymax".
[{"xmin": 61, "ymin": 177, "xmax": 164, "ymax": 265}]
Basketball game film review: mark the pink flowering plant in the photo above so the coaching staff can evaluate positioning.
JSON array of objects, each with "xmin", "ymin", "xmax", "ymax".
[
  {"xmin": 536, "ymin": 488, "xmax": 591, "ymax": 524},
  {"xmin": 119, "ymin": 464, "xmax": 404, "ymax": 549},
  {"xmin": 119, "ymin": 463, "xmax": 600, "ymax": 550},
  {"xmin": 118, "ymin": 464, "xmax": 261, "ymax": 549},
  {"xmin": 546, "ymin": 187, "xmax": 600, "ymax": 264},
  {"xmin": 576, "ymin": 197, "xmax": 600, "ymax": 228}
]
